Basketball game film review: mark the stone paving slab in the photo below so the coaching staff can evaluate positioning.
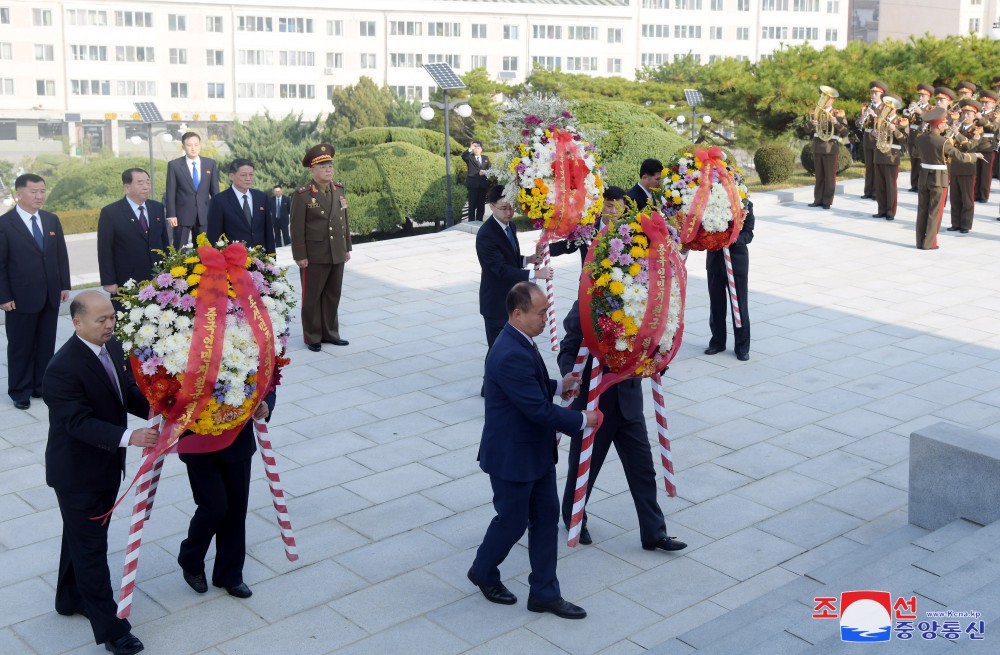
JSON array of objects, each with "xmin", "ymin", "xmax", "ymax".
[{"xmin": 5, "ymin": 175, "xmax": 1000, "ymax": 652}]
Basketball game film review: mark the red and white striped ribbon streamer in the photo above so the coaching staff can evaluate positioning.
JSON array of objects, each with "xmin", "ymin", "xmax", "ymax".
[
  {"xmin": 556, "ymin": 347, "xmax": 590, "ymax": 445},
  {"xmin": 567, "ymin": 365, "xmax": 602, "ymax": 547},
  {"xmin": 542, "ymin": 243, "xmax": 559, "ymax": 350},
  {"xmin": 115, "ymin": 447, "xmax": 157, "ymax": 619},
  {"xmin": 254, "ymin": 420, "xmax": 299, "ymax": 562},
  {"xmin": 142, "ymin": 452, "xmax": 166, "ymax": 521},
  {"xmin": 650, "ymin": 373, "xmax": 677, "ymax": 497},
  {"xmin": 722, "ymin": 247, "xmax": 742, "ymax": 328}
]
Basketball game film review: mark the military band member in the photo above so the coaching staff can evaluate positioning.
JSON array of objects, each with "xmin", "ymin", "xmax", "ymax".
[
  {"xmin": 858, "ymin": 80, "xmax": 888, "ymax": 200},
  {"xmin": 915, "ymin": 107, "xmax": 983, "ymax": 250},
  {"xmin": 975, "ymin": 91, "xmax": 999, "ymax": 202},
  {"xmin": 872, "ymin": 95, "xmax": 907, "ymax": 221},
  {"xmin": 934, "ymin": 87, "xmax": 956, "ymax": 114},
  {"xmin": 993, "ymin": 76, "xmax": 1000, "ymax": 181},
  {"xmin": 948, "ymin": 100, "xmax": 988, "ymax": 234},
  {"xmin": 905, "ymin": 84, "xmax": 934, "ymax": 192},
  {"xmin": 808, "ymin": 94, "xmax": 848, "ymax": 209},
  {"xmin": 290, "ymin": 144, "xmax": 351, "ymax": 352},
  {"xmin": 955, "ymin": 81, "xmax": 977, "ymax": 102}
]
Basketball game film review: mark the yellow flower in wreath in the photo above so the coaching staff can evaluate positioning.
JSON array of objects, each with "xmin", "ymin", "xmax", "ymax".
[
  {"xmin": 609, "ymin": 281, "xmax": 625, "ymax": 296},
  {"xmin": 187, "ymin": 274, "xmax": 201, "ymax": 287},
  {"xmin": 170, "ymin": 266, "xmax": 187, "ymax": 278}
]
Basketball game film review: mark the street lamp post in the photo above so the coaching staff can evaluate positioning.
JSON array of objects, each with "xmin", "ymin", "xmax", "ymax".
[{"xmin": 420, "ymin": 94, "xmax": 473, "ymax": 228}]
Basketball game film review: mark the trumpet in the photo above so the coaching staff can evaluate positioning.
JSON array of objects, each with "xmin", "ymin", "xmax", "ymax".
[
  {"xmin": 812, "ymin": 85, "xmax": 840, "ymax": 142},
  {"xmin": 857, "ymin": 103, "xmax": 876, "ymax": 129},
  {"xmin": 875, "ymin": 96, "xmax": 904, "ymax": 154},
  {"xmin": 902, "ymin": 101, "xmax": 926, "ymax": 118}
]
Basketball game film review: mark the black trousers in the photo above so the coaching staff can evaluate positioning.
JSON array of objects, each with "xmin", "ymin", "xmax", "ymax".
[
  {"xmin": 172, "ymin": 222, "xmax": 204, "ymax": 250},
  {"xmin": 5, "ymin": 296, "xmax": 58, "ymax": 402},
  {"xmin": 467, "ymin": 185, "xmax": 487, "ymax": 222},
  {"xmin": 561, "ymin": 390, "xmax": 667, "ymax": 545},
  {"xmin": 55, "ymin": 488, "xmax": 132, "ymax": 645},
  {"xmin": 177, "ymin": 455, "xmax": 252, "ymax": 587},
  {"xmin": 273, "ymin": 221, "xmax": 290, "ymax": 248},
  {"xmin": 706, "ymin": 247, "xmax": 750, "ymax": 356}
]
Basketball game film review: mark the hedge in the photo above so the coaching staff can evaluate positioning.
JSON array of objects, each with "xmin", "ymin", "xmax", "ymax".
[
  {"xmin": 44, "ymin": 157, "xmax": 170, "ymax": 213},
  {"xmin": 753, "ymin": 144, "xmax": 796, "ymax": 184},
  {"xmin": 799, "ymin": 143, "xmax": 853, "ymax": 176},
  {"xmin": 56, "ymin": 209, "xmax": 101, "ymax": 235},
  {"xmin": 337, "ymin": 127, "xmax": 465, "ymax": 157}
]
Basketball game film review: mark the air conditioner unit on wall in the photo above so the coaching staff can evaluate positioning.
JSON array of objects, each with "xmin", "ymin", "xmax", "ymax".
[{"xmin": 324, "ymin": 67, "xmax": 335, "ymax": 75}]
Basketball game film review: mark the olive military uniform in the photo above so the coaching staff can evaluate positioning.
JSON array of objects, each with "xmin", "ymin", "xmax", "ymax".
[
  {"xmin": 810, "ymin": 109, "xmax": 849, "ymax": 208},
  {"xmin": 915, "ymin": 107, "xmax": 979, "ymax": 250},
  {"xmin": 873, "ymin": 96, "xmax": 907, "ymax": 220},
  {"xmin": 975, "ymin": 91, "xmax": 999, "ymax": 202},
  {"xmin": 949, "ymin": 101, "xmax": 989, "ymax": 232}
]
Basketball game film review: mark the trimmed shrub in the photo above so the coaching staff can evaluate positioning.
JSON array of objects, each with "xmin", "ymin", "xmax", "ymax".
[
  {"xmin": 753, "ymin": 144, "xmax": 795, "ymax": 184},
  {"xmin": 337, "ymin": 127, "xmax": 464, "ymax": 157},
  {"xmin": 573, "ymin": 99, "xmax": 670, "ymax": 132},
  {"xmin": 44, "ymin": 157, "xmax": 170, "ymax": 213},
  {"xmin": 800, "ymin": 143, "xmax": 853, "ymax": 176},
  {"xmin": 599, "ymin": 127, "xmax": 690, "ymax": 190},
  {"xmin": 56, "ymin": 209, "xmax": 101, "ymax": 235}
]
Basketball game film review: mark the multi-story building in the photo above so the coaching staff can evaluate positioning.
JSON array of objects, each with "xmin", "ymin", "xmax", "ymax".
[
  {"xmin": 876, "ymin": 0, "xmax": 999, "ymax": 43},
  {"xmin": 0, "ymin": 0, "xmax": 851, "ymax": 159}
]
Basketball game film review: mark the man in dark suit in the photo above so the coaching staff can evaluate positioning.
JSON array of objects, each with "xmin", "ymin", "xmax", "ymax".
[
  {"xmin": 165, "ymin": 132, "xmax": 220, "ymax": 249},
  {"xmin": 470, "ymin": 282, "xmax": 596, "ymax": 619},
  {"xmin": 44, "ymin": 290, "xmax": 158, "ymax": 655},
  {"xmin": 97, "ymin": 168, "xmax": 170, "ymax": 297},
  {"xmin": 558, "ymin": 300, "xmax": 686, "ymax": 553},
  {"xmin": 267, "ymin": 185, "xmax": 291, "ymax": 247},
  {"xmin": 461, "ymin": 141, "xmax": 491, "ymax": 222},
  {"xmin": 177, "ymin": 391, "xmax": 275, "ymax": 600},
  {"xmin": 0, "ymin": 173, "xmax": 71, "ymax": 409},
  {"xmin": 625, "ymin": 159, "xmax": 663, "ymax": 211},
  {"xmin": 476, "ymin": 185, "xmax": 552, "ymax": 395},
  {"xmin": 206, "ymin": 158, "xmax": 275, "ymax": 255},
  {"xmin": 704, "ymin": 201, "xmax": 755, "ymax": 361}
]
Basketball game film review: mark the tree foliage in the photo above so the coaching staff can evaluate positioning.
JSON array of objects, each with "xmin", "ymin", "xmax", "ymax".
[
  {"xmin": 325, "ymin": 76, "xmax": 424, "ymax": 140},
  {"xmin": 226, "ymin": 112, "xmax": 323, "ymax": 190}
]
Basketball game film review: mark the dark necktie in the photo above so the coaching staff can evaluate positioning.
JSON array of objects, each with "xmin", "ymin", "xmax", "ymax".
[
  {"xmin": 138, "ymin": 205, "xmax": 149, "ymax": 234},
  {"xmin": 99, "ymin": 346, "xmax": 122, "ymax": 403},
  {"xmin": 505, "ymin": 223, "xmax": 517, "ymax": 251},
  {"xmin": 276, "ymin": 198, "xmax": 280, "ymax": 216},
  {"xmin": 30, "ymin": 215, "xmax": 44, "ymax": 250},
  {"xmin": 242, "ymin": 194, "xmax": 252, "ymax": 227},
  {"xmin": 192, "ymin": 161, "xmax": 200, "ymax": 191},
  {"xmin": 476, "ymin": 156, "xmax": 481, "ymax": 166}
]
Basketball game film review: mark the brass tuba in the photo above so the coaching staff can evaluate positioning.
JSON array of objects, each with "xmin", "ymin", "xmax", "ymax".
[
  {"xmin": 812, "ymin": 85, "xmax": 840, "ymax": 142},
  {"xmin": 875, "ymin": 96, "xmax": 904, "ymax": 154}
]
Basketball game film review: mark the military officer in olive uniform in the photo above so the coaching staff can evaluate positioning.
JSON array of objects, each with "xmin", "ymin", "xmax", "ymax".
[
  {"xmin": 993, "ymin": 76, "xmax": 1000, "ymax": 181},
  {"xmin": 915, "ymin": 107, "xmax": 984, "ymax": 250},
  {"xmin": 807, "ymin": 92, "xmax": 849, "ymax": 209},
  {"xmin": 948, "ymin": 100, "xmax": 988, "ymax": 234},
  {"xmin": 858, "ymin": 80, "xmax": 888, "ymax": 200},
  {"xmin": 290, "ymin": 144, "xmax": 351, "ymax": 352},
  {"xmin": 906, "ymin": 83, "xmax": 934, "ymax": 192},
  {"xmin": 975, "ymin": 91, "xmax": 999, "ymax": 202},
  {"xmin": 871, "ymin": 95, "xmax": 907, "ymax": 221}
]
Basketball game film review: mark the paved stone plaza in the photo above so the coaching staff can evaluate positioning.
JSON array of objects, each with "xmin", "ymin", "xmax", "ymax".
[{"xmin": 2, "ymin": 177, "xmax": 1000, "ymax": 653}]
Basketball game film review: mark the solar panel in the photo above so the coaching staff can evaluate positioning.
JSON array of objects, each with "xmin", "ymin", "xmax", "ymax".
[
  {"xmin": 683, "ymin": 89, "xmax": 704, "ymax": 108},
  {"xmin": 133, "ymin": 102, "xmax": 163, "ymax": 123},
  {"xmin": 423, "ymin": 63, "xmax": 466, "ymax": 90}
]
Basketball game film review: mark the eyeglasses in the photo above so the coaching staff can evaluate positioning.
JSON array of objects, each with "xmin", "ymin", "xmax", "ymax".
[{"xmin": 492, "ymin": 204, "xmax": 515, "ymax": 213}]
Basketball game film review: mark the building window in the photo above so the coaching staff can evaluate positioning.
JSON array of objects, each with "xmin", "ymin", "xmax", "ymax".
[
  {"xmin": 361, "ymin": 53, "xmax": 376, "ymax": 68},
  {"xmin": 674, "ymin": 0, "xmax": 703, "ymax": 8},
  {"xmin": 0, "ymin": 119, "xmax": 15, "ymax": 138},
  {"xmin": 71, "ymin": 80, "xmax": 111, "ymax": 96},
  {"xmin": 674, "ymin": 25, "xmax": 702, "ymax": 38},
  {"xmin": 237, "ymin": 16, "xmax": 271, "ymax": 32},
  {"xmin": 470, "ymin": 54, "xmax": 487, "ymax": 68},
  {"xmin": 206, "ymin": 50, "xmax": 224, "ymax": 66},
  {"xmin": 642, "ymin": 25, "xmax": 669, "ymax": 38},
  {"xmin": 471, "ymin": 23, "xmax": 487, "ymax": 38},
  {"xmin": 567, "ymin": 26, "xmax": 598, "ymax": 40},
  {"xmin": 171, "ymin": 82, "xmax": 188, "ymax": 98},
  {"xmin": 427, "ymin": 54, "xmax": 461, "ymax": 68},
  {"xmin": 206, "ymin": 16, "xmax": 223, "ymax": 32},
  {"xmin": 238, "ymin": 83, "xmax": 274, "ymax": 98},
  {"xmin": 360, "ymin": 21, "xmax": 376, "ymax": 37},
  {"xmin": 608, "ymin": 28, "xmax": 623, "ymax": 43},
  {"xmin": 240, "ymin": 50, "xmax": 273, "ymax": 65},
  {"xmin": 532, "ymin": 25, "xmax": 562, "ymax": 39},
  {"xmin": 709, "ymin": 26, "xmax": 723, "ymax": 39},
  {"xmin": 38, "ymin": 121, "xmax": 63, "ymax": 139},
  {"xmin": 34, "ymin": 44, "xmax": 55, "ymax": 61},
  {"xmin": 503, "ymin": 25, "xmax": 519, "ymax": 40},
  {"xmin": 390, "ymin": 21, "xmax": 422, "ymax": 36},
  {"xmin": 642, "ymin": 0, "xmax": 669, "ymax": 7},
  {"xmin": 736, "ymin": 27, "xmax": 749, "ymax": 40},
  {"xmin": 117, "ymin": 80, "xmax": 156, "ymax": 96},
  {"xmin": 36, "ymin": 80, "xmax": 55, "ymax": 96},
  {"xmin": 169, "ymin": 48, "xmax": 187, "ymax": 65},
  {"xmin": 168, "ymin": 14, "xmax": 186, "ymax": 31},
  {"xmin": 678, "ymin": 53, "xmax": 702, "ymax": 63},
  {"xmin": 1, "ymin": 8, "xmax": 10, "ymax": 24},
  {"xmin": 607, "ymin": 58, "xmax": 622, "ymax": 74},
  {"xmin": 428, "ymin": 22, "xmax": 460, "ymax": 37},
  {"xmin": 391, "ymin": 53, "xmax": 424, "ymax": 68},
  {"xmin": 66, "ymin": 9, "xmax": 107, "ymax": 26},
  {"xmin": 326, "ymin": 85, "xmax": 342, "ymax": 100},
  {"xmin": 791, "ymin": 26, "xmax": 818, "ymax": 39},
  {"xmin": 737, "ymin": 0, "xmax": 750, "ymax": 9},
  {"xmin": 825, "ymin": 28, "xmax": 838, "ymax": 41},
  {"xmin": 531, "ymin": 56, "xmax": 562, "ymax": 70},
  {"xmin": 279, "ymin": 84, "xmax": 315, "ymax": 99},
  {"xmin": 33, "ymin": 9, "xmax": 52, "ymax": 26},
  {"xmin": 761, "ymin": 0, "xmax": 789, "ymax": 9},
  {"xmin": 502, "ymin": 56, "xmax": 518, "ymax": 71},
  {"xmin": 389, "ymin": 86, "xmax": 423, "ymax": 101},
  {"xmin": 970, "ymin": 18, "xmax": 981, "ymax": 32},
  {"xmin": 279, "ymin": 51, "xmax": 315, "ymax": 66},
  {"xmin": 327, "ymin": 20, "xmax": 343, "ymax": 36},
  {"xmin": 116, "ymin": 46, "xmax": 155, "ymax": 63},
  {"xmin": 793, "ymin": 0, "xmax": 819, "ymax": 10},
  {"xmin": 115, "ymin": 11, "xmax": 152, "ymax": 27},
  {"xmin": 711, "ymin": 0, "xmax": 724, "ymax": 9},
  {"xmin": 71, "ymin": 45, "xmax": 107, "ymax": 61},
  {"xmin": 0, "ymin": 79, "xmax": 13, "ymax": 96},
  {"xmin": 761, "ymin": 25, "xmax": 789, "ymax": 39},
  {"xmin": 207, "ymin": 83, "xmax": 225, "ymax": 99},
  {"xmin": 827, "ymin": 0, "xmax": 839, "ymax": 9},
  {"xmin": 279, "ymin": 18, "xmax": 313, "ymax": 33},
  {"xmin": 326, "ymin": 52, "xmax": 343, "ymax": 68},
  {"xmin": 565, "ymin": 57, "xmax": 598, "ymax": 71},
  {"xmin": 0, "ymin": 42, "xmax": 10, "ymax": 60},
  {"xmin": 641, "ymin": 53, "xmax": 667, "ymax": 66}
]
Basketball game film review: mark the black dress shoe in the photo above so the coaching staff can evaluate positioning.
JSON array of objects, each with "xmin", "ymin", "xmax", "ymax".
[
  {"xmin": 527, "ymin": 596, "xmax": 587, "ymax": 619},
  {"xmin": 871, "ymin": 213, "xmax": 886, "ymax": 218},
  {"xmin": 56, "ymin": 605, "xmax": 88, "ymax": 619},
  {"xmin": 704, "ymin": 346, "xmax": 724, "ymax": 355},
  {"xmin": 579, "ymin": 526, "xmax": 592, "ymax": 545},
  {"xmin": 960, "ymin": 229, "xmax": 969, "ymax": 234},
  {"xmin": 807, "ymin": 202, "xmax": 822, "ymax": 207},
  {"xmin": 642, "ymin": 537, "xmax": 688, "ymax": 552},
  {"xmin": 328, "ymin": 338, "xmax": 349, "ymax": 346},
  {"xmin": 822, "ymin": 205, "xmax": 831, "ymax": 209},
  {"xmin": 736, "ymin": 352, "xmax": 750, "ymax": 362},
  {"xmin": 884, "ymin": 215, "xmax": 894, "ymax": 221},
  {"xmin": 306, "ymin": 343, "xmax": 321, "ymax": 352},
  {"xmin": 467, "ymin": 568, "xmax": 516, "ymax": 605},
  {"xmin": 908, "ymin": 188, "xmax": 918, "ymax": 192},
  {"xmin": 14, "ymin": 400, "xmax": 29, "ymax": 410},
  {"xmin": 31, "ymin": 391, "xmax": 42, "ymax": 398},
  {"xmin": 219, "ymin": 582, "xmax": 252, "ymax": 598},
  {"xmin": 946, "ymin": 227, "xmax": 960, "ymax": 231},
  {"xmin": 105, "ymin": 633, "xmax": 144, "ymax": 655},
  {"xmin": 183, "ymin": 569, "xmax": 207, "ymax": 594}
]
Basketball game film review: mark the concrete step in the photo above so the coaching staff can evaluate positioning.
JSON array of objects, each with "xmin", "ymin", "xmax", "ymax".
[
  {"xmin": 805, "ymin": 523, "xmax": 928, "ymax": 585},
  {"xmin": 912, "ymin": 519, "xmax": 1000, "ymax": 577},
  {"xmin": 916, "ymin": 549, "xmax": 1000, "ymax": 608}
]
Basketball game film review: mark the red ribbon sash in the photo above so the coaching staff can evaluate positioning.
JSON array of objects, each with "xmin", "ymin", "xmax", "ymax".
[{"xmin": 549, "ymin": 129, "xmax": 589, "ymax": 240}]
